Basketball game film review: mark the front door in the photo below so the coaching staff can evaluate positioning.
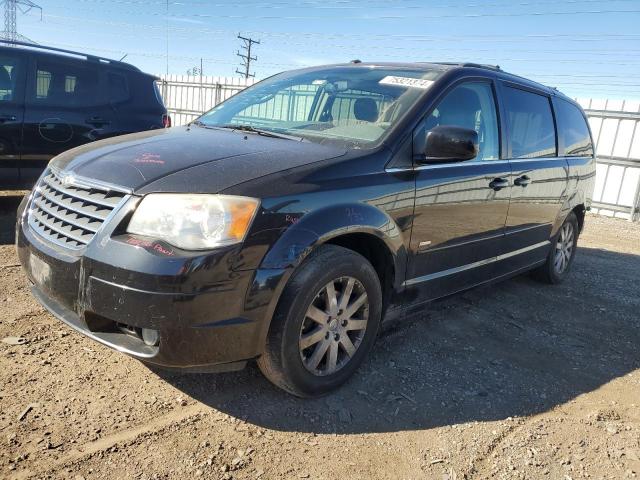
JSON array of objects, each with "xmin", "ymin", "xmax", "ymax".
[
  {"xmin": 500, "ymin": 84, "xmax": 568, "ymax": 271},
  {"xmin": 21, "ymin": 55, "xmax": 116, "ymax": 185},
  {"xmin": 406, "ymin": 79, "xmax": 511, "ymax": 303},
  {"xmin": 0, "ymin": 51, "xmax": 25, "ymax": 188}
]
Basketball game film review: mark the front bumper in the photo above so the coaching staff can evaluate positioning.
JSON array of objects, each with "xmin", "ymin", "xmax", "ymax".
[{"xmin": 16, "ymin": 194, "xmax": 289, "ymax": 372}]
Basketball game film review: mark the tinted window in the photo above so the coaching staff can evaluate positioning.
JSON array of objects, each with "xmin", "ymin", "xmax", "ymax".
[
  {"xmin": 108, "ymin": 72, "xmax": 129, "ymax": 103},
  {"xmin": 504, "ymin": 86, "xmax": 556, "ymax": 158},
  {"xmin": 33, "ymin": 61, "xmax": 100, "ymax": 107},
  {"xmin": 0, "ymin": 55, "xmax": 22, "ymax": 102},
  {"xmin": 555, "ymin": 99, "xmax": 593, "ymax": 156},
  {"xmin": 424, "ymin": 81, "xmax": 500, "ymax": 161}
]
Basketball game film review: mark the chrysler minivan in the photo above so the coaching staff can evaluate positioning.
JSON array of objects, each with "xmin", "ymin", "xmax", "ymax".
[{"xmin": 16, "ymin": 62, "xmax": 595, "ymax": 396}]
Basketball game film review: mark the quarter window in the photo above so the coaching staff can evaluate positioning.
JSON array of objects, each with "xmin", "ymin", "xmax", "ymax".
[
  {"xmin": 503, "ymin": 86, "xmax": 556, "ymax": 159},
  {"xmin": 33, "ymin": 61, "xmax": 100, "ymax": 107},
  {"xmin": 0, "ymin": 55, "xmax": 22, "ymax": 102},
  {"xmin": 424, "ymin": 81, "xmax": 500, "ymax": 161},
  {"xmin": 554, "ymin": 99, "xmax": 594, "ymax": 157}
]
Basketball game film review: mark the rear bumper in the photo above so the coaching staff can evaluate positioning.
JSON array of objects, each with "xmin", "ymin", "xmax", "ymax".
[{"xmin": 16, "ymin": 194, "xmax": 289, "ymax": 372}]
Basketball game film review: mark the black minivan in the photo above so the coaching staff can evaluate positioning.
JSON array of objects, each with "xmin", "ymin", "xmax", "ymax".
[
  {"xmin": 1, "ymin": 40, "xmax": 168, "ymax": 188},
  {"xmin": 16, "ymin": 62, "xmax": 595, "ymax": 396}
]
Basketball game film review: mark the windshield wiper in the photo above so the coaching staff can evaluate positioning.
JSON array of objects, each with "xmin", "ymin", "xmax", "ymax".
[{"xmin": 218, "ymin": 124, "xmax": 305, "ymax": 141}]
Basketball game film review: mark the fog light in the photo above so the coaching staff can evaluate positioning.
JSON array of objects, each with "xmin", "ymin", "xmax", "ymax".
[{"xmin": 141, "ymin": 328, "xmax": 159, "ymax": 346}]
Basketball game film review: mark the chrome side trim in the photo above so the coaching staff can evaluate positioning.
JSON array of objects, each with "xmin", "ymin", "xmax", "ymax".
[
  {"xmin": 403, "ymin": 240, "xmax": 550, "ymax": 286},
  {"xmin": 505, "ymin": 223, "xmax": 551, "ymax": 236},
  {"xmin": 404, "ymin": 256, "xmax": 495, "ymax": 286},
  {"xmin": 423, "ymin": 231, "xmax": 504, "ymax": 253}
]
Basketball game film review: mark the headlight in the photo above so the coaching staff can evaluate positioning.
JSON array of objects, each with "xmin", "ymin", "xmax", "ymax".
[{"xmin": 127, "ymin": 194, "xmax": 260, "ymax": 250}]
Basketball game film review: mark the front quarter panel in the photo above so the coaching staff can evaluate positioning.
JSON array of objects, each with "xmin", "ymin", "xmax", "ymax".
[{"xmin": 227, "ymin": 151, "xmax": 415, "ymax": 289}]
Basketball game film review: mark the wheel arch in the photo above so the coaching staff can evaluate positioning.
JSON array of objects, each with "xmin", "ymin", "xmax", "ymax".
[
  {"xmin": 253, "ymin": 203, "xmax": 407, "ymax": 352},
  {"xmin": 554, "ymin": 189, "xmax": 587, "ymax": 236},
  {"xmin": 260, "ymin": 202, "xmax": 408, "ymax": 288}
]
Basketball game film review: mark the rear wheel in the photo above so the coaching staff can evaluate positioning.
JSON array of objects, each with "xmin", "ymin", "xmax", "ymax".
[
  {"xmin": 258, "ymin": 245, "xmax": 382, "ymax": 397},
  {"xmin": 532, "ymin": 211, "xmax": 579, "ymax": 284}
]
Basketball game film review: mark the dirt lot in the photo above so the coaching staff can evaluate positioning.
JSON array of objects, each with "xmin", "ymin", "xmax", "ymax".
[{"xmin": 1, "ymin": 194, "xmax": 639, "ymax": 480}]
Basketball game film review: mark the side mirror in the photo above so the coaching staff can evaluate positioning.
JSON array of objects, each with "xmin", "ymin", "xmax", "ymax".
[{"xmin": 421, "ymin": 125, "xmax": 479, "ymax": 163}]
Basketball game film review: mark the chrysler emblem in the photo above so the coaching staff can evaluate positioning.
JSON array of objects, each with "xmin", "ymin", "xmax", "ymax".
[{"xmin": 60, "ymin": 174, "xmax": 76, "ymax": 188}]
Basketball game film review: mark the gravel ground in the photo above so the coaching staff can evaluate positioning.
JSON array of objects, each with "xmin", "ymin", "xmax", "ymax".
[{"xmin": 1, "ymin": 193, "xmax": 639, "ymax": 480}]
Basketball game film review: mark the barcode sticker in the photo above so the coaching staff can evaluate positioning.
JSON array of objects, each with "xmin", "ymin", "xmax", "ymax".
[{"xmin": 379, "ymin": 76, "xmax": 434, "ymax": 89}]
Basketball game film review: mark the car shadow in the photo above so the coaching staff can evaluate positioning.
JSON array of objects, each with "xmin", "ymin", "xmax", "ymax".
[
  {"xmin": 0, "ymin": 195, "xmax": 23, "ymax": 245},
  {"xmin": 157, "ymin": 246, "xmax": 640, "ymax": 434}
]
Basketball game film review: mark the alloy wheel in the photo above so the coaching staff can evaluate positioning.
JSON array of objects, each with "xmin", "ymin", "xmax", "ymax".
[
  {"xmin": 554, "ymin": 221, "xmax": 574, "ymax": 274},
  {"xmin": 299, "ymin": 276, "xmax": 369, "ymax": 376}
]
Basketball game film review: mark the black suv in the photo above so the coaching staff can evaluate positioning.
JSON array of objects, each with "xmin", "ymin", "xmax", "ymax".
[
  {"xmin": 1, "ymin": 41, "xmax": 168, "ymax": 188},
  {"xmin": 16, "ymin": 62, "xmax": 595, "ymax": 397}
]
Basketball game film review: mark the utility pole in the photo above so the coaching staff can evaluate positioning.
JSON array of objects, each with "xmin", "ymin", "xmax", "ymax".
[
  {"xmin": 1, "ymin": 0, "xmax": 41, "ymax": 43},
  {"xmin": 235, "ymin": 34, "xmax": 259, "ymax": 79}
]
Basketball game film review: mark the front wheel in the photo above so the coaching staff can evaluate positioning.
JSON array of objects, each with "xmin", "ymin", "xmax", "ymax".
[
  {"xmin": 258, "ymin": 245, "xmax": 382, "ymax": 397},
  {"xmin": 532, "ymin": 211, "xmax": 579, "ymax": 284}
]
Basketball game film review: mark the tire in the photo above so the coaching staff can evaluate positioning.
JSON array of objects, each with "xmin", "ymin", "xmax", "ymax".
[
  {"xmin": 258, "ymin": 244, "xmax": 382, "ymax": 397},
  {"xmin": 532, "ymin": 211, "xmax": 579, "ymax": 284}
]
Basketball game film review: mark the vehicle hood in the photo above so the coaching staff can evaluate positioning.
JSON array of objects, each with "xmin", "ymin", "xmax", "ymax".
[{"xmin": 49, "ymin": 126, "xmax": 347, "ymax": 193}]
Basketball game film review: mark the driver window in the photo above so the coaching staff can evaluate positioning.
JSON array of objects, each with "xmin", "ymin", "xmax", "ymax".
[{"xmin": 425, "ymin": 81, "xmax": 500, "ymax": 161}]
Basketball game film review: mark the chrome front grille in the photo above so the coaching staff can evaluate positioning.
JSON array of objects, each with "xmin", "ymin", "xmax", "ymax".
[{"xmin": 28, "ymin": 171, "xmax": 127, "ymax": 250}]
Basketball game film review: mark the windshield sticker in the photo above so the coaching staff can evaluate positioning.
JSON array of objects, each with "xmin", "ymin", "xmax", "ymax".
[{"xmin": 379, "ymin": 76, "xmax": 434, "ymax": 89}]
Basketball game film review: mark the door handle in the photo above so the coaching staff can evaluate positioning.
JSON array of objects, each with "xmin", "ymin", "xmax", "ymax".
[
  {"xmin": 0, "ymin": 115, "xmax": 17, "ymax": 123},
  {"xmin": 489, "ymin": 177, "xmax": 509, "ymax": 191},
  {"xmin": 86, "ymin": 117, "xmax": 111, "ymax": 126},
  {"xmin": 514, "ymin": 175, "xmax": 531, "ymax": 187}
]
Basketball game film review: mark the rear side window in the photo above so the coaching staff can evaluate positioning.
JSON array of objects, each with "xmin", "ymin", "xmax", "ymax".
[
  {"xmin": 0, "ymin": 55, "xmax": 23, "ymax": 102},
  {"xmin": 503, "ymin": 86, "xmax": 556, "ymax": 159},
  {"xmin": 108, "ymin": 72, "xmax": 129, "ymax": 103},
  {"xmin": 554, "ymin": 99, "xmax": 594, "ymax": 157},
  {"xmin": 33, "ymin": 60, "xmax": 100, "ymax": 107}
]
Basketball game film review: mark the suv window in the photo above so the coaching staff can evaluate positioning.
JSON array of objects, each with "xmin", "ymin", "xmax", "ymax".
[
  {"xmin": 554, "ymin": 99, "xmax": 593, "ymax": 157},
  {"xmin": 34, "ymin": 60, "xmax": 100, "ymax": 107},
  {"xmin": 0, "ymin": 55, "xmax": 22, "ymax": 102},
  {"xmin": 424, "ymin": 81, "xmax": 500, "ymax": 161},
  {"xmin": 503, "ymin": 86, "xmax": 556, "ymax": 159}
]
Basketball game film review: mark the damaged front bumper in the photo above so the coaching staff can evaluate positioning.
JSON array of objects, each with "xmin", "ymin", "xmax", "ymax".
[{"xmin": 15, "ymin": 194, "xmax": 288, "ymax": 372}]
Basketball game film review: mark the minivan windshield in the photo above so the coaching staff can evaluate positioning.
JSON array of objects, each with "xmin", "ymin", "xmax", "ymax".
[{"xmin": 196, "ymin": 66, "xmax": 444, "ymax": 149}]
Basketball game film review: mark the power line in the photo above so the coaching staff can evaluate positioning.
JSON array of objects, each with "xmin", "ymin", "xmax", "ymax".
[
  {"xmin": 31, "ymin": 13, "xmax": 640, "ymax": 43},
  {"xmin": 236, "ymin": 33, "xmax": 260, "ymax": 79},
  {"xmin": 28, "ymin": 5, "xmax": 640, "ymax": 22}
]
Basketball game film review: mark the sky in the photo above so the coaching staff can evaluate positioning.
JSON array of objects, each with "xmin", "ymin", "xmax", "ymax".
[{"xmin": 15, "ymin": 0, "xmax": 640, "ymax": 101}]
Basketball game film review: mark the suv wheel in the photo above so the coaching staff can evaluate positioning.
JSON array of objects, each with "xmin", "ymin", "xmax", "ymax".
[
  {"xmin": 533, "ymin": 211, "xmax": 579, "ymax": 284},
  {"xmin": 258, "ymin": 245, "xmax": 382, "ymax": 397}
]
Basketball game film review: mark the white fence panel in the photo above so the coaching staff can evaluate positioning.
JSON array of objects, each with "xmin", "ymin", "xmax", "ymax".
[
  {"xmin": 577, "ymin": 99, "xmax": 640, "ymax": 221},
  {"xmin": 158, "ymin": 75, "xmax": 256, "ymax": 126}
]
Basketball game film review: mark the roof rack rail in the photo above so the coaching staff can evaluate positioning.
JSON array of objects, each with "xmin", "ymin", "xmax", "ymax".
[
  {"xmin": 0, "ymin": 39, "xmax": 139, "ymax": 71},
  {"xmin": 432, "ymin": 62, "xmax": 501, "ymax": 71}
]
